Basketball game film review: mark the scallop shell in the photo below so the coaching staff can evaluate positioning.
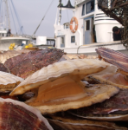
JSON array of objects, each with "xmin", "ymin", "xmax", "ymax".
[
  {"xmin": 87, "ymin": 66, "xmax": 128, "ymax": 89},
  {"xmin": 10, "ymin": 59, "xmax": 109, "ymax": 96},
  {"xmin": 71, "ymin": 112, "xmax": 128, "ymax": 122},
  {"xmin": 4, "ymin": 48, "xmax": 64, "ymax": 79},
  {"xmin": 9, "ymin": 59, "xmax": 119, "ymax": 114},
  {"xmin": 0, "ymin": 63, "xmax": 8, "ymax": 73},
  {"xmin": 0, "ymin": 71, "xmax": 23, "ymax": 92},
  {"xmin": 96, "ymin": 47, "xmax": 128, "ymax": 75},
  {"xmin": 48, "ymin": 115, "xmax": 127, "ymax": 130},
  {"xmin": 70, "ymin": 89, "xmax": 128, "ymax": 121},
  {"xmin": 0, "ymin": 98, "xmax": 53, "ymax": 130},
  {"xmin": 0, "ymin": 50, "xmax": 30, "ymax": 64}
]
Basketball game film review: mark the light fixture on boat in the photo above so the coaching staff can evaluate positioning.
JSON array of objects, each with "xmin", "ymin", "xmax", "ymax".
[{"xmin": 58, "ymin": 0, "xmax": 75, "ymax": 9}]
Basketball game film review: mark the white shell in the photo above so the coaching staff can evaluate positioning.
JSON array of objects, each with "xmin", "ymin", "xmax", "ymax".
[{"xmin": 0, "ymin": 71, "xmax": 23, "ymax": 85}]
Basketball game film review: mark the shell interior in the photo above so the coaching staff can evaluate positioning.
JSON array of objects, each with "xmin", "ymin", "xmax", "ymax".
[
  {"xmin": 10, "ymin": 59, "xmax": 109, "ymax": 96},
  {"xmin": 87, "ymin": 66, "xmax": 128, "ymax": 89}
]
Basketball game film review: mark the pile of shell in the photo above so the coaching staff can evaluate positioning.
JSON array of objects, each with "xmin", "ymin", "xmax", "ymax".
[{"xmin": 0, "ymin": 48, "xmax": 128, "ymax": 130}]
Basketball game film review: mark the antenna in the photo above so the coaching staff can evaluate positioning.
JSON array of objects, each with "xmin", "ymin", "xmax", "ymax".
[
  {"xmin": 4, "ymin": 0, "xmax": 11, "ymax": 29},
  {"xmin": 58, "ymin": 0, "xmax": 62, "ymax": 25}
]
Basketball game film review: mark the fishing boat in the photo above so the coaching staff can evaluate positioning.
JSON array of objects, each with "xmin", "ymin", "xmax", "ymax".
[
  {"xmin": 54, "ymin": 0, "xmax": 126, "ymax": 55},
  {"xmin": 0, "ymin": 0, "xmax": 31, "ymax": 51}
]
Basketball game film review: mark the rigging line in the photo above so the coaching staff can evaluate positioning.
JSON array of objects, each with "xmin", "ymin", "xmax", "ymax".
[
  {"xmin": 4, "ymin": 0, "xmax": 11, "ymax": 29},
  {"xmin": 10, "ymin": 0, "xmax": 24, "ymax": 35},
  {"xmin": 33, "ymin": 0, "xmax": 54, "ymax": 35},
  {"xmin": 9, "ymin": 0, "xmax": 17, "ymax": 34}
]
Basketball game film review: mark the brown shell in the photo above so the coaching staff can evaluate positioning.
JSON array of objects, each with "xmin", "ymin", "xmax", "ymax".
[
  {"xmin": 0, "ymin": 98, "xmax": 53, "ymax": 130},
  {"xmin": 48, "ymin": 116, "xmax": 127, "ymax": 130},
  {"xmin": 70, "ymin": 89, "xmax": 128, "ymax": 121},
  {"xmin": 96, "ymin": 47, "xmax": 128, "ymax": 75},
  {"xmin": 4, "ymin": 48, "xmax": 64, "ymax": 79},
  {"xmin": 0, "ymin": 71, "xmax": 23, "ymax": 92},
  {"xmin": 10, "ymin": 59, "xmax": 109, "ymax": 96},
  {"xmin": 0, "ymin": 50, "xmax": 30, "ymax": 63},
  {"xmin": 0, "ymin": 63, "xmax": 8, "ymax": 73},
  {"xmin": 86, "ymin": 65, "xmax": 128, "ymax": 89}
]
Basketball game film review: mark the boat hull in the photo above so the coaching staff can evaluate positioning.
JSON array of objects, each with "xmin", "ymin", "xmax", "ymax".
[{"xmin": 0, "ymin": 37, "xmax": 31, "ymax": 50}]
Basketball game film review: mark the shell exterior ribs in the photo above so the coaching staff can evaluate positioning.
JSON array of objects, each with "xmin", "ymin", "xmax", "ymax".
[
  {"xmin": 0, "ymin": 50, "xmax": 30, "ymax": 64},
  {"xmin": 4, "ymin": 48, "xmax": 64, "ymax": 79},
  {"xmin": 96, "ymin": 47, "xmax": 128, "ymax": 74},
  {"xmin": 0, "ymin": 98, "xmax": 53, "ymax": 130},
  {"xmin": 0, "ymin": 63, "xmax": 9, "ymax": 73}
]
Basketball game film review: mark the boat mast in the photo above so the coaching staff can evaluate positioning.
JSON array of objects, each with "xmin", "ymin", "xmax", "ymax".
[
  {"xmin": 58, "ymin": 0, "xmax": 62, "ymax": 25},
  {"xmin": 4, "ymin": 0, "xmax": 11, "ymax": 29}
]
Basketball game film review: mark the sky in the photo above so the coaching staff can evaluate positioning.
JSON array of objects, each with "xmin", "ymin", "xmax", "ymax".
[{"xmin": 8, "ymin": 0, "xmax": 74, "ymax": 38}]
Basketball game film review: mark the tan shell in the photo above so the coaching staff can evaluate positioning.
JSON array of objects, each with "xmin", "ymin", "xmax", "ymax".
[
  {"xmin": 0, "ymin": 71, "xmax": 23, "ymax": 92},
  {"xmin": 29, "ymin": 84, "xmax": 119, "ymax": 114},
  {"xmin": 0, "ymin": 50, "xmax": 30, "ymax": 63},
  {"xmin": 87, "ymin": 66, "xmax": 128, "ymax": 89},
  {"xmin": 10, "ymin": 59, "xmax": 109, "ymax": 96},
  {"xmin": 48, "ymin": 116, "xmax": 127, "ymax": 130}
]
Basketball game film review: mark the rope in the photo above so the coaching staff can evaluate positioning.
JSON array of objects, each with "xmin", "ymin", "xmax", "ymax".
[
  {"xmin": 10, "ymin": 0, "xmax": 24, "ymax": 35},
  {"xmin": 33, "ymin": 0, "xmax": 55, "ymax": 35}
]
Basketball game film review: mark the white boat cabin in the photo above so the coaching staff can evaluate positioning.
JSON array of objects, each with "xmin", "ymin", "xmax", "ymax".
[{"xmin": 54, "ymin": 0, "xmax": 124, "ymax": 54}]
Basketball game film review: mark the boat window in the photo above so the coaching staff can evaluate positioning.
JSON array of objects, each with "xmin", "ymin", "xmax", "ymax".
[
  {"xmin": 71, "ymin": 36, "xmax": 75, "ymax": 43},
  {"xmin": 82, "ymin": 4, "xmax": 86, "ymax": 16},
  {"xmin": 98, "ymin": 0, "xmax": 108, "ymax": 9},
  {"xmin": 86, "ymin": 0, "xmax": 94, "ymax": 14},
  {"xmin": 66, "ymin": 25, "xmax": 69, "ymax": 29},
  {"xmin": 86, "ymin": 20, "xmax": 90, "ymax": 30}
]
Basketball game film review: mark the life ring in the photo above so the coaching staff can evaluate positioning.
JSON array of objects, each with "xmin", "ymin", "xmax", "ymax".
[{"xmin": 70, "ymin": 17, "xmax": 78, "ymax": 33}]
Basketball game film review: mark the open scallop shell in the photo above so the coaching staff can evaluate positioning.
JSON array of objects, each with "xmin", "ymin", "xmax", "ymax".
[
  {"xmin": 9, "ymin": 59, "xmax": 119, "ymax": 114},
  {"xmin": 0, "ymin": 98, "xmax": 53, "ymax": 130},
  {"xmin": 0, "ymin": 71, "xmax": 23, "ymax": 92},
  {"xmin": 86, "ymin": 65, "xmax": 128, "ymax": 89},
  {"xmin": 10, "ymin": 59, "xmax": 109, "ymax": 96}
]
